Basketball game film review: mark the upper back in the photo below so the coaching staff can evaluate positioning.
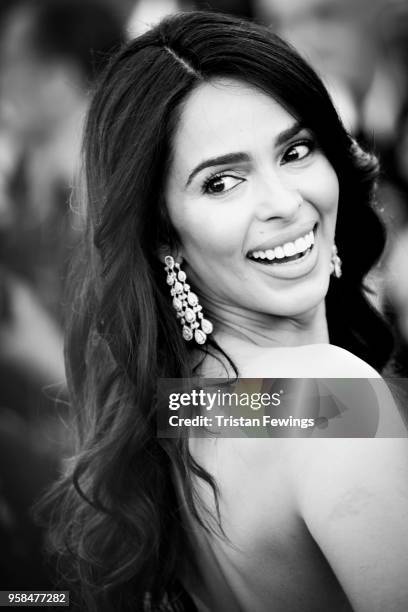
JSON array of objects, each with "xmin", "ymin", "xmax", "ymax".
[{"xmin": 183, "ymin": 341, "xmax": 407, "ymax": 611}]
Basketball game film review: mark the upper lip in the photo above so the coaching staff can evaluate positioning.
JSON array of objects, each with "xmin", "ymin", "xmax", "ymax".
[{"xmin": 247, "ymin": 222, "xmax": 317, "ymax": 254}]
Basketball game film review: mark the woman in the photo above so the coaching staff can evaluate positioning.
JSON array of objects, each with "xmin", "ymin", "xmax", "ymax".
[{"xmin": 47, "ymin": 11, "xmax": 408, "ymax": 612}]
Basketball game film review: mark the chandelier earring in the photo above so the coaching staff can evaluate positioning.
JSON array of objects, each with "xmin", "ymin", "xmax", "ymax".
[
  {"xmin": 330, "ymin": 244, "xmax": 342, "ymax": 278},
  {"xmin": 164, "ymin": 255, "xmax": 213, "ymax": 345}
]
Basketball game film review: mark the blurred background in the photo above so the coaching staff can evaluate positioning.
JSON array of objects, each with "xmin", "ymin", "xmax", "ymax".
[{"xmin": 1, "ymin": 0, "xmax": 408, "ymax": 590}]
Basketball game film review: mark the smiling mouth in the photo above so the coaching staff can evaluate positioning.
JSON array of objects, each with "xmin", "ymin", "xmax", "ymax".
[{"xmin": 247, "ymin": 223, "xmax": 317, "ymax": 265}]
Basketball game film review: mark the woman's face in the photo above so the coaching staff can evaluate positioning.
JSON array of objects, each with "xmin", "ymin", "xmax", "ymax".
[{"xmin": 165, "ymin": 79, "xmax": 339, "ymax": 319}]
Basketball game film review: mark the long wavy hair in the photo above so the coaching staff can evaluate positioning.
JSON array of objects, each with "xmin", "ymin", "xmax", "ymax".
[{"xmin": 44, "ymin": 10, "xmax": 394, "ymax": 611}]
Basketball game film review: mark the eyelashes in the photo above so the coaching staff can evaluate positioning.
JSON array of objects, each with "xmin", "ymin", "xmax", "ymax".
[
  {"xmin": 202, "ymin": 173, "xmax": 245, "ymax": 195},
  {"xmin": 281, "ymin": 138, "xmax": 316, "ymax": 164},
  {"xmin": 201, "ymin": 136, "xmax": 317, "ymax": 196}
]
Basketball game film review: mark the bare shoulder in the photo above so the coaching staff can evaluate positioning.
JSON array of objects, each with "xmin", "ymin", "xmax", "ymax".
[
  {"xmin": 233, "ymin": 342, "xmax": 382, "ymax": 378},
  {"xmin": 314, "ymin": 344, "xmax": 381, "ymax": 377},
  {"xmin": 288, "ymin": 435, "xmax": 408, "ymax": 610}
]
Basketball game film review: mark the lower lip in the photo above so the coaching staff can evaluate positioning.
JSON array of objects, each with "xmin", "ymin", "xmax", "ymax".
[{"xmin": 247, "ymin": 226, "xmax": 319, "ymax": 280}]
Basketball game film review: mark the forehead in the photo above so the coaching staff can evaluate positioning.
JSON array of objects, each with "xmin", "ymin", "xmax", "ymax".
[{"xmin": 171, "ymin": 79, "xmax": 296, "ymax": 166}]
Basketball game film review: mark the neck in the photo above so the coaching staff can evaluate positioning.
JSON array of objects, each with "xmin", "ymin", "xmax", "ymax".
[{"xmin": 202, "ymin": 296, "xmax": 330, "ymax": 348}]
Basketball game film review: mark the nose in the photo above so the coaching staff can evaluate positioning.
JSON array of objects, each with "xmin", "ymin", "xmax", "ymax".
[{"xmin": 254, "ymin": 170, "xmax": 303, "ymax": 221}]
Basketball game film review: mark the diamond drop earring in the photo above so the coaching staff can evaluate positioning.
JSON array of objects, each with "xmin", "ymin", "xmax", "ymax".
[
  {"xmin": 330, "ymin": 244, "xmax": 342, "ymax": 278},
  {"xmin": 164, "ymin": 255, "xmax": 213, "ymax": 345}
]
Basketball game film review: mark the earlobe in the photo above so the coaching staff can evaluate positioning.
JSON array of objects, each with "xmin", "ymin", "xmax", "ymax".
[{"xmin": 157, "ymin": 244, "xmax": 183, "ymax": 265}]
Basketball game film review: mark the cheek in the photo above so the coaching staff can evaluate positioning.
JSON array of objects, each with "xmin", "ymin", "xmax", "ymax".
[
  {"xmin": 312, "ymin": 162, "xmax": 339, "ymax": 215},
  {"xmin": 170, "ymin": 201, "xmax": 247, "ymax": 262},
  {"xmin": 328, "ymin": 177, "xmax": 339, "ymax": 213}
]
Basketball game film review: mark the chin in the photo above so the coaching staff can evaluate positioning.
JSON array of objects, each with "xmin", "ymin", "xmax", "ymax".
[{"xmin": 266, "ymin": 282, "xmax": 330, "ymax": 319}]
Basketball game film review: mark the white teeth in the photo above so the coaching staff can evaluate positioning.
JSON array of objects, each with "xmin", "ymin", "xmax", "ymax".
[
  {"xmin": 249, "ymin": 227, "xmax": 316, "ymax": 261},
  {"xmin": 265, "ymin": 249, "xmax": 275, "ymax": 261},
  {"xmin": 294, "ymin": 237, "xmax": 307, "ymax": 253},
  {"xmin": 283, "ymin": 242, "xmax": 296, "ymax": 257}
]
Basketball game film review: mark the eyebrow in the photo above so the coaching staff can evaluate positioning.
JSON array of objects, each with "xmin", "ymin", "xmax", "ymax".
[{"xmin": 185, "ymin": 120, "xmax": 304, "ymax": 187}]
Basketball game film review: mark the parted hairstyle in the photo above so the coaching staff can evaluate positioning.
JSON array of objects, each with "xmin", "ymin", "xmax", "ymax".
[{"xmin": 45, "ymin": 10, "xmax": 393, "ymax": 612}]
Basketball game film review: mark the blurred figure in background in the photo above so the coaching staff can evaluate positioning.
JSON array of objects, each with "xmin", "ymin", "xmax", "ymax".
[
  {"xmin": 0, "ymin": 0, "xmax": 125, "ymax": 321},
  {"xmin": 126, "ymin": 0, "xmax": 255, "ymax": 37},
  {"xmin": 253, "ymin": 0, "xmax": 387, "ymax": 135},
  {"xmin": 0, "ymin": 0, "xmax": 124, "ymax": 588},
  {"xmin": 127, "ymin": 0, "xmax": 190, "ymax": 37}
]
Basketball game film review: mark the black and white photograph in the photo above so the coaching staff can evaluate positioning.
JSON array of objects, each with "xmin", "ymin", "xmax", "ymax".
[{"xmin": 0, "ymin": 1, "xmax": 408, "ymax": 610}]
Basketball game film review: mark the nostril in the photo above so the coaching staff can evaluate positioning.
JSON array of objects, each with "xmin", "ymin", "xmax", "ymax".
[{"xmin": 255, "ymin": 179, "xmax": 303, "ymax": 220}]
